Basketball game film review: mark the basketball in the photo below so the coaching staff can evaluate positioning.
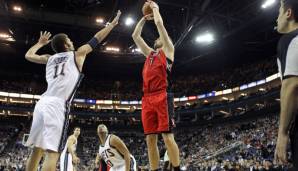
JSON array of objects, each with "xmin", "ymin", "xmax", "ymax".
[{"xmin": 142, "ymin": 2, "xmax": 153, "ymax": 16}]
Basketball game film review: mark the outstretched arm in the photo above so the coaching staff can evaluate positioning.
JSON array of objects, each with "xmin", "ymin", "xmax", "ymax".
[
  {"xmin": 132, "ymin": 16, "xmax": 153, "ymax": 57},
  {"xmin": 110, "ymin": 135, "xmax": 131, "ymax": 171},
  {"xmin": 148, "ymin": 0, "xmax": 174, "ymax": 61},
  {"xmin": 25, "ymin": 31, "xmax": 52, "ymax": 64},
  {"xmin": 77, "ymin": 10, "xmax": 122, "ymax": 56}
]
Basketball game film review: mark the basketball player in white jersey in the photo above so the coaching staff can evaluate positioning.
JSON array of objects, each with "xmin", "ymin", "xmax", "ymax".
[
  {"xmin": 24, "ymin": 11, "xmax": 121, "ymax": 171},
  {"xmin": 60, "ymin": 127, "xmax": 80, "ymax": 171},
  {"xmin": 95, "ymin": 124, "xmax": 137, "ymax": 171}
]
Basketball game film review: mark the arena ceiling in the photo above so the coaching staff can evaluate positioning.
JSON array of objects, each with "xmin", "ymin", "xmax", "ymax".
[{"xmin": 0, "ymin": 0, "xmax": 280, "ymax": 78}]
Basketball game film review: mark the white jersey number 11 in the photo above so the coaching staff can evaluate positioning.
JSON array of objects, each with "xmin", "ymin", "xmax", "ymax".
[{"xmin": 53, "ymin": 63, "xmax": 66, "ymax": 78}]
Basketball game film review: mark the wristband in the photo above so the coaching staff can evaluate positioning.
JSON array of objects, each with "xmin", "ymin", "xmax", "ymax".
[{"xmin": 87, "ymin": 37, "xmax": 99, "ymax": 50}]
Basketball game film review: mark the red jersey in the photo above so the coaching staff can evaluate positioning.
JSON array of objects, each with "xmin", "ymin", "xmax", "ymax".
[{"xmin": 142, "ymin": 50, "xmax": 173, "ymax": 94}]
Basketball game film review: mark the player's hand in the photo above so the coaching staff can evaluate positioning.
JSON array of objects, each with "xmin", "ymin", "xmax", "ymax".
[
  {"xmin": 73, "ymin": 155, "xmax": 80, "ymax": 165},
  {"xmin": 274, "ymin": 132, "xmax": 289, "ymax": 165},
  {"xmin": 38, "ymin": 31, "xmax": 51, "ymax": 46},
  {"xmin": 147, "ymin": 0, "xmax": 159, "ymax": 10},
  {"xmin": 110, "ymin": 10, "xmax": 122, "ymax": 27},
  {"xmin": 144, "ymin": 14, "xmax": 154, "ymax": 21},
  {"xmin": 95, "ymin": 159, "xmax": 99, "ymax": 168}
]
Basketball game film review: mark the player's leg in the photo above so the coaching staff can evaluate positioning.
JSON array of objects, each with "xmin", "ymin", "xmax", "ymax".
[
  {"xmin": 41, "ymin": 150, "xmax": 60, "ymax": 171},
  {"xmin": 142, "ymin": 96, "xmax": 160, "ymax": 170},
  {"xmin": 25, "ymin": 101, "xmax": 45, "ymax": 171},
  {"xmin": 42, "ymin": 97, "xmax": 67, "ymax": 171},
  {"xmin": 146, "ymin": 134, "xmax": 160, "ymax": 170},
  {"xmin": 26, "ymin": 147, "xmax": 44, "ymax": 171},
  {"xmin": 157, "ymin": 92, "xmax": 180, "ymax": 170},
  {"xmin": 161, "ymin": 133, "xmax": 179, "ymax": 170}
]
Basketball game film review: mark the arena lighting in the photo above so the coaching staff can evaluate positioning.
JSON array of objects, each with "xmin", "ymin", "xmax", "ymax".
[
  {"xmin": 219, "ymin": 110, "xmax": 230, "ymax": 115},
  {"xmin": 0, "ymin": 98, "xmax": 7, "ymax": 102},
  {"xmin": 0, "ymin": 33, "xmax": 10, "ymax": 38},
  {"xmin": 259, "ymin": 88, "xmax": 266, "ymax": 91},
  {"xmin": 125, "ymin": 17, "xmax": 134, "ymax": 26},
  {"xmin": 105, "ymin": 46, "xmax": 120, "ymax": 52},
  {"xmin": 13, "ymin": 5, "xmax": 22, "ymax": 12},
  {"xmin": 262, "ymin": 0, "xmax": 276, "ymax": 9},
  {"xmin": 95, "ymin": 17, "xmax": 104, "ymax": 24},
  {"xmin": 222, "ymin": 97, "xmax": 229, "ymax": 100},
  {"xmin": 0, "ymin": 33, "xmax": 15, "ymax": 42},
  {"xmin": 237, "ymin": 107, "xmax": 245, "ymax": 110},
  {"xmin": 256, "ymin": 103, "xmax": 264, "ymax": 107},
  {"xmin": 132, "ymin": 48, "xmax": 141, "ymax": 53},
  {"xmin": 195, "ymin": 33, "xmax": 215, "ymax": 44}
]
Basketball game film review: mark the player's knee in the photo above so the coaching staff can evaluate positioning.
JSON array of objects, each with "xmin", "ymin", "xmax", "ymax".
[
  {"xmin": 32, "ymin": 147, "xmax": 44, "ymax": 156},
  {"xmin": 45, "ymin": 150, "xmax": 60, "ymax": 160},
  {"xmin": 162, "ymin": 133, "xmax": 175, "ymax": 145},
  {"xmin": 146, "ymin": 135, "xmax": 157, "ymax": 146}
]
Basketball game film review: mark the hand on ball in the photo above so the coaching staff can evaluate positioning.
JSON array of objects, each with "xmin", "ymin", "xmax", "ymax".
[
  {"xmin": 144, "ymin": 14, "xmax": 154, "ymax": 21},
  {"xmin": 147, "ymin": 0, "xmax": 159, "ymax": 10}
]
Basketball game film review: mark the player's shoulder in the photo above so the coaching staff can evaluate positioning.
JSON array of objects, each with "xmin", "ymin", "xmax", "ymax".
[
  {"xmin": 159, "ymin": 49, "xmax": 174, "ymax": 62},
  {"xmin": 68, "ymin": 135, "xmax": 76, "ymax": 141},
  {"xmin": 109, "ymin": 134, "xmax": 119, "ymax": 140},
  {"xmin": 280, "ymin": 31, "xmax": 298, "ymax": 44},
  {"xmin": 109, "ymin": 134, "xmax": 121, "ymax": 144},
  {"xmin": 75, "ymin": 49, "xmax": 87, "ymax": 58}
]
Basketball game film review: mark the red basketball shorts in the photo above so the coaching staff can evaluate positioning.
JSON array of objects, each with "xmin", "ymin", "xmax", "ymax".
[{"xmin": 141, "ymin": 91, "xmax": 175, "ymax": 135}]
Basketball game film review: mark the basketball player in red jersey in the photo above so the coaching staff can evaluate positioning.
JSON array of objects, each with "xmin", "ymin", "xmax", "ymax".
[{"xmin": 132, "ymin": 1, "xmax": 180, "ymax": 171}]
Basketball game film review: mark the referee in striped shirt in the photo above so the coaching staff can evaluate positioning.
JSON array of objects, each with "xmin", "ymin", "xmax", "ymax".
[{"xmin": 275, "ymin": 0, "xmax": 298, "ymax": 170}]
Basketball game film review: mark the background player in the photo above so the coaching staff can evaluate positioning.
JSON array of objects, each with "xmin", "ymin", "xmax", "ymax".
[
  {"xmin": 60, "ymin": 127, "xmax": 81, "ymax": 171},
  {"xmin": 274, "ymin": 0, "xmax": 298, "ymax": 170},
  {"xmin": 132, "ymin": 1, "xmax": 180, "ymax": 171},
  {"xmin": 95, "ymin": 124, "xmax": 137, "ymax": 171},
  {"xmin": 24, "ymin": 11, "xmax": 121, "ymax": 171}
]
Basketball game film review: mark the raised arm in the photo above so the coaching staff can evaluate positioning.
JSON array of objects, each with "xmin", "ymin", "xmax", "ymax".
[
  {"xmin": 132, "ymin": 16, "xmax": 153, "ymax": 57},
  {"xmin": 110, "ymin": 135, "xmax": 131, "ymax": 171},
  {"xmin": 25, "ymin": 31, "xmax": 52, "ymax": 64},
  {"xmin": 148, "ymin": 0, "xmax": 174, "ymax": 61},
  {"xmin": 76, "ymin": 10, "xmax": 121, "ymax": 57}
]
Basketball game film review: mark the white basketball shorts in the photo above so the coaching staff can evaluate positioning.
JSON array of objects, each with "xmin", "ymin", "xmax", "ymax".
[{"xmin": 25, "ymin": 96, "xmax": 67, "ymax": 152}]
